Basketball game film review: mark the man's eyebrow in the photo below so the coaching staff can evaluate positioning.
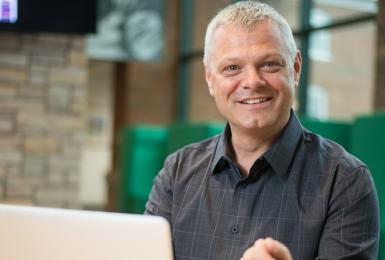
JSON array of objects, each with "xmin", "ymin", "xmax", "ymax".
[
  {"xmin": 259, "ymin": 52, "xmax": 285, "ymax": 59},
  {"xmin": 219, "ymin": 57, "xmax": 241, "ymax": 64},
  {"xmin": 218, "ymin": 53, "xmax": 285, "ymax": 64}
]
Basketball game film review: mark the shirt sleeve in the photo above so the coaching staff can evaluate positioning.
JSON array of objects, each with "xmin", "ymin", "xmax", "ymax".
[
  {"xmin": 144, "ymin": 154, "xmax": 174, "ymax": 224},
  {"xmin": 316, "ymin": 166, "xmax": 380, "ymax": 260}
]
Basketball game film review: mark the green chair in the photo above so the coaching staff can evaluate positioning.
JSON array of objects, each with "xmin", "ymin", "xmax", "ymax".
[
  {"xmin": 350, "ymin": 113, "xmax": 385, "ymax": 257},
  {"xmin": 207, "ymin": 122, "xmax": 226, "ymax": 137},
  {"xmin": 166, "ymin": 122, "xmax": 225, "ymax": 155},
  {"xmin": 119, "ymin": 125, "xmax": 169, "ymax": 213},
  {"xmin": 300, "ymin": 116, "xmax": 352, "ymax": 151}
]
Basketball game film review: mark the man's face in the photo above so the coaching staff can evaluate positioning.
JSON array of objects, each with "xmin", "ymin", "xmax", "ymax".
[{"xmin": 205, "ymin": 21, "xmax": 301, "ymax": 134}]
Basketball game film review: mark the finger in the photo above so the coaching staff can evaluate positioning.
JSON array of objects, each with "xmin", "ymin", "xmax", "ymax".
[
  {"xmin": 240, "ymin": 239, "xmax": 264, "ymax": 260},
  {"xmin": 240, "ymin": 239, "xmax": 275, "ymax": 260},
  {"xmin": 265, "ymin": 237, "xmax": 292, "ymax": 260}
]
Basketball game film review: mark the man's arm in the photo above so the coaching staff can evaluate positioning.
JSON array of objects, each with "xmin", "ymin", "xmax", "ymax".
[
  {"xmin": 316, "ymin": 166, "xmax": 380, "ymax": 259},
  {"xmin": 144, "ymin": 155, "xmax": 174, "ymax": 223}
]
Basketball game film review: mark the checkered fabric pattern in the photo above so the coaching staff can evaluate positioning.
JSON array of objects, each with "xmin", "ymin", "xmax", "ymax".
[{"xmin": 145, "ymin": 112, "xmax": 379, "ymax": 260}]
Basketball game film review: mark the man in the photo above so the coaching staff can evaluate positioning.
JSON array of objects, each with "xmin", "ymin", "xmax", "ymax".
[{"xmin": 145, "ymin": 1, "xmax": 380, "ymax": 259}]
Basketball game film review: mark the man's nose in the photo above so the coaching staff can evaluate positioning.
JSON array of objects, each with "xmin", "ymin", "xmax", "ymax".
[{"xmin": 242, "ymin": 67, "xmax": 266, "ymax": 89}]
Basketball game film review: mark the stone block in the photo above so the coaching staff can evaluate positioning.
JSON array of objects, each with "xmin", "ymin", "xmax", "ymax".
[
  {"xmin": 68, "ymin": 50, "xmax": 87, "ymax": 68},
  {"xmin": 0, "ymin": 100, "xmax": 18, "ymax": 110},
  {"xmin": 0, "ymin": 66, "xmax": 28, "ymax": 82},
  {"xmin": 72, "ymin": 89, "xmax": 87, "ymax": 115},
  {"xmin": 21, "ymin": 34, "xmax": 37, "ymax": 45},
  {"xmin": 0, "ymin": 82, "xmax": 17, "ymax": 97},
  {"xmin": 0, "ymin": 166, "xmax": 7, "ymax": 179},
  {"xmin": 62, "ymin": 143, "xmax": 82, "ymax": 159},
  {"xmin": 31, "ymin": 54, "xmax": 67, "ymax": 67},
  {"xmin": 0, "ymin": 120, "xmax": 14, "ymax": 133},
  {"xmin": 49, "ymin": 155, "xmax": 79, "ymax": 170},
  {"xmin": 7, "ymin": 165, "xmax": 21, "ymax": 177},
  {"xmin": 24, "ymin": 137, "xmax": 59, "ymax": 155},
  {"xmin": 0, "ymin": 150, "xmax": 23, "ymax": 164},
  {"xmin": 49, "ymin": 68, "xmax": 87, "ymax": 85},
  {"xmin": 0, "ymin": 137, "xmax": 21, "ymax": 149},
  {"xmin": 34, "ymin": 186, "xmax": 79, "ymax": 208},
  {"xmin": 36, "ymin": 33, "xmax": 70, "ymax": 47},
  {"xmin": 23, "ymin": 174, "xmax": 46, "ymax": 187},
  {"xmin": 0, "ymin": 184, "xmax": 4, "ymax": 199},
  {"xmin": 28, "ymin": 66, "xmax": 49, "ymax": 84},
  {"xmin": 18, "ymin": 84, "xmax": 46, "ymax": 101},
  {"xmin": 23, "ymin": 156, "xmax": 47, "ymax": 177},
  {"xmin": 16, "ymin": 99, "xmax": 46, "ymax": 113},
  {"xmin": 0, "ymin": 52, "xmax": 28, "ymax": 67},
  {"xmin": 5, "ymin": 177, "xmax": 35, "ymax": 198},
  {"xmin": 68, "ymin": 171, "xmax": 79, "ymax": 185},
  {"xmin": 17, "ymin": 112, "xmax": 50, "ymax": 133},
  {"xmin": 0, "ymin": 198, "xmax": 34, "ymax": 206},
  {"xmin": 71, "ymin": 103, "xmax": 87, "ymax": 116},
  {"xmin": 48, "ymin": 172, "xmax": 66, "ymax": 185},
  {"xmin": 0, "ymin": 33, "xmax": 21, "ymax": 50},
  {"xmin": 71, "ymin": 36, "xmax": 85, "ymax": 50},
  {"xmin": 23, "ymin": 34, "xmax": 68, "ymax": 55},
  {"xmin": 50, "ymin": 117, "xmax": 87, "ymax": 132},
  {"xmin": 48, "ymin": 85, "xmax": 72, "ymax": 113},
  {"xmin": 73, "ymin": 88, "xmax": 87, "ymax": 101},
  {"xmin": 0, "ymin": 113, "xmax": 16, "ymax": 133}
]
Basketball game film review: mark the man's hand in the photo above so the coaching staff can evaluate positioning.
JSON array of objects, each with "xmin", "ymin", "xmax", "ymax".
[{"xmin": 240, "ymin": 237, "xmax": 292, "ymax": 260}]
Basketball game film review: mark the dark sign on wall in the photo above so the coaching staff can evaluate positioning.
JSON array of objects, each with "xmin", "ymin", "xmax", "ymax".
[{"xmin": 86, "ymin": 0, "xmax": 164, "ymax": 62}]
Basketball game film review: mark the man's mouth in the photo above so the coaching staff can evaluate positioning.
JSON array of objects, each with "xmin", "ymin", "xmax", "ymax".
[{"xmin": 239, "ymin": 97, "xmax": 272, "ymax": 104}]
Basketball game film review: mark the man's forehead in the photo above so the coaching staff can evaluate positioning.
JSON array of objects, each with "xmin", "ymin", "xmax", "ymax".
[{"xmin": 212, "ymin": 23, "xmax": 286, "ymax": 50}]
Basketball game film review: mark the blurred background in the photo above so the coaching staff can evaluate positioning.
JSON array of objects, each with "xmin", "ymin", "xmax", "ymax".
[{"xmin": 0, "ymin": 0, "xmax": 383, "ymax": 223}]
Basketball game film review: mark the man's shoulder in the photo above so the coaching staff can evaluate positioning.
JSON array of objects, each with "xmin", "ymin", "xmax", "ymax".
[
  {"xmin": 302, "ymin": 128, "xmax": 367, "ymax": 170},
  {"xmin": 160, "ymin": 134, "xmax": 221, "ymax": 182},
  {"xmin": 301, "ymin": 129, "xmax": 375, "ymax": 205},
  {"xmin": 181, "ymin": 134, "xmax": 221, "ymax": 152}
]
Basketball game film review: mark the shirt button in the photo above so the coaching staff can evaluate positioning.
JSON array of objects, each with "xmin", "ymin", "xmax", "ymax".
[
  {"xmin": 241, "ymin": 183, "xmax": 247, "ymax": 189},
  {"xmin": 231, "ymin": 225, "xmax": 239, "ymax": 234}
]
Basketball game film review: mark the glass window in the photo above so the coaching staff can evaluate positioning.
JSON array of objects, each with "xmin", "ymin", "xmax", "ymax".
[
  {"xmin": 308, "ymin": 21, "xmax": 376, "ymax": 121},
  {"xmin": 192, "ymin": 0, "xmax": 232, "ymax": 52},
  {"xmin": 263, "ymin": 0, "xmax": 301, "ymax": 31},
  {"xmin": 313, "ymin": 0, "xmax": 377, "ymax": 21},
  {"xmin": 307, "ymin": 85, "xmax": 330, "ymax": 120},
  {"xmin": 310, "ymin": 9, "xmax": 333, "ymax": 62}
]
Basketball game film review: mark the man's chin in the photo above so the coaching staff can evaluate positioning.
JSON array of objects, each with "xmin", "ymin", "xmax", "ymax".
[{"xmin": 230, "ymin": 119, "xmax": 269, "ymax": 132}]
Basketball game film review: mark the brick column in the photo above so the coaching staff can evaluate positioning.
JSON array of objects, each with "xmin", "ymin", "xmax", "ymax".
[
  {"xmin": 0, "ymin": 33, "xmax": 88, "ymax": 208},
  {"xmin": 375, "ymin": 0, "xmax": 385, "ymax": 109}
]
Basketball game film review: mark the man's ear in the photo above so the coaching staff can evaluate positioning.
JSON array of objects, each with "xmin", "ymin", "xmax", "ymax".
[
  {"xmin": 204, "ymin": 64, "xmax": 214, "ymax": 96},
  {"xmin": 293, "ymin": 51, "xmax": 302, "ymax": 88}
]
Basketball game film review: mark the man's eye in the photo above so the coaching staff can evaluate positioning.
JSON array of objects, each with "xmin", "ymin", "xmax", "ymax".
[
  {"xmin": 263, "ymin": 61, "xmax": 279, "ymax": 67},
  {"xmin": 224, "ymin": 65, "xmax": 239, "ymax": 71},
  {"xmin": 262, "ymin": 61, "xmax": 282, "ymax": 71}
]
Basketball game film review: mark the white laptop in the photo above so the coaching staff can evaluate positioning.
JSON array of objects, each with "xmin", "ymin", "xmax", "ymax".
[{"xmin": 0, "ymin": 204, "xmax": 174, "ymax": 260}]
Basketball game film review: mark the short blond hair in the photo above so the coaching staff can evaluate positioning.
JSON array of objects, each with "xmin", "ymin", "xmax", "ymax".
[{"xmin": 203, "ymin": 1, "xmax": 297, "ymax": 65}]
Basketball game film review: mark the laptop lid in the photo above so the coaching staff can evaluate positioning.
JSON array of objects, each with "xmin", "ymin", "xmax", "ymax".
[{"xmin": 0, "ymin": 204, "xmax": 174, "ymax": 260}]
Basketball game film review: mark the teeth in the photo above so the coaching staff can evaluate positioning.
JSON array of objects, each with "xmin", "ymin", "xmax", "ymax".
[{"xmin": 242, "ymin": 98, "xmax": 268, "ymax": 104}]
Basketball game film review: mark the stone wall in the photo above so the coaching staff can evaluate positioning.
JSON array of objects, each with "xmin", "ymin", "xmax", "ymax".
[{"xmin": 0, "ymin": 33, "xmax": 88, "ymax": 208}]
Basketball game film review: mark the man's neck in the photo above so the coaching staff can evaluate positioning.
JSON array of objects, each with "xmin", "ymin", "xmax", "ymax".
[{"xmin": 229, "ymin": 121, "xmax": 288, "ymax": 177}]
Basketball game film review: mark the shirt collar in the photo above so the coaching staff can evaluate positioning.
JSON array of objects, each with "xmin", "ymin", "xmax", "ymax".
[
  {"xmin": 211, "ymin": 110, "xmax": 303, "ymax": 178},
  {"xmin": 263, "ymin": 111, "xmax": 303, "ymax": 179},
  {"xmin": 211, "ymin": 123, "xmax": 232, "ymax": 174}
]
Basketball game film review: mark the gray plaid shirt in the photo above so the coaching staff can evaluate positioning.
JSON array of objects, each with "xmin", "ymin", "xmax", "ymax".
[{"xmin": 145, "ymin": 112, "xmax": 379, "ymax": 260}]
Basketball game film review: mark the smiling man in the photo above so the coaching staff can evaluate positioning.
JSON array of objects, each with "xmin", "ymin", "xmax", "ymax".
[{"xmin": 145, "ymin": 1, "xmax": 379, "ymax": 259}]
